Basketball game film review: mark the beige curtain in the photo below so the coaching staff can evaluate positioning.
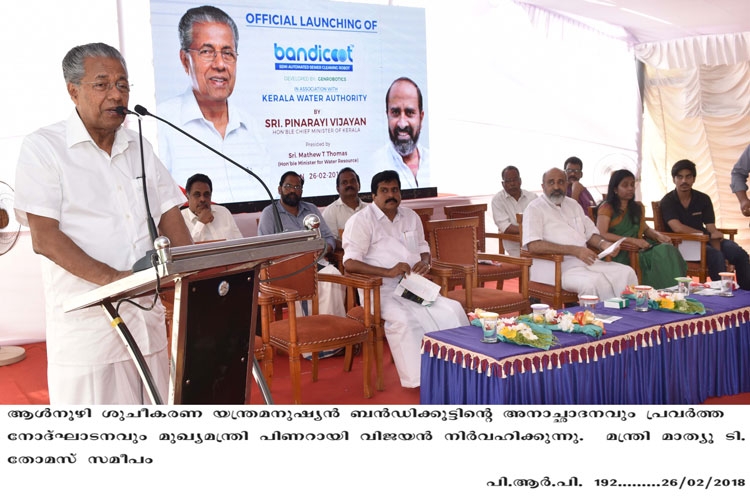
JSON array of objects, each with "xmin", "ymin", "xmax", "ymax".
[{"xmin": 638, "ymin": 33, "xmax": 750, "ymax": 250}]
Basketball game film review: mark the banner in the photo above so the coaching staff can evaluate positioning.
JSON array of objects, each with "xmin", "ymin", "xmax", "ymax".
[{"xmin": 149, "ymin": 0, "xmax": 429, "ymax": 203}]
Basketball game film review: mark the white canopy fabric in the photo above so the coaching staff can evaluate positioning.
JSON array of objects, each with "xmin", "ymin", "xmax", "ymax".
[
  {"xmin": 635, "ymin": 32, "xmax": 750, "ymax": 69},
  {"xmin": 638, "ymin": 32, "xmax": 750, "ymax": 249}
]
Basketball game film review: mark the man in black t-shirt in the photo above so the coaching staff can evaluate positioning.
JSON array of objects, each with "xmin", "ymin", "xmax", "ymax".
[{"xmin": 659, "ymin": 159, "xmax": 750, "ymax": 290}]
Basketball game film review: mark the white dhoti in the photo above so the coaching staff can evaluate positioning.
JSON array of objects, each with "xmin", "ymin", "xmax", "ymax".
[
  {"xmin": 316, "ymin": 263, "xmax": 346, "ymax": 317},
  {"xmin": 562, "ymin": 260, "xmax": 638, "ymax": 299},
  {"xmin": 380, "ymin": 290, "xmax": 469, "ymax": 388},
  {"xmin": 296, "ymin": 262, "xmax": 346, "ymax": 318},
  {"xmin": 47, "ymin": 348, "xmax": 169, "ymax": 405}
]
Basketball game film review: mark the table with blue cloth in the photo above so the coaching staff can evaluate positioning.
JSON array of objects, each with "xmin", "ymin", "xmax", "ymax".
[{"xmin": 420, "ymin": 291, "xmax": 750, "ymax": 404}]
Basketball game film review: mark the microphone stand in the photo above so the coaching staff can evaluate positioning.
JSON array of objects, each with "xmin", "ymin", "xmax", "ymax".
[
  {"xmin": 129, "ymin": 109, "xmax": 162, "ymax": 272},
  {"xmin": 133, "ymin": 105, "xmax": 286, "ymax": 405},
  {"xmin": 133, "ymin": 104, "xmax": 283, "ymax": 234}
]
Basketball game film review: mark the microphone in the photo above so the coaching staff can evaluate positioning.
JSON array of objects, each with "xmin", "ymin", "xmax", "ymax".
[
  {"xmin": 115, "ymin": 106, "xmax": 140, "ymax": 117},
  {"xmin": 302, "ymin": 214, "xmax": 328, "ymax": 269},
  {"xmin": 303, "ymin": 214, "xmax": 320, "ymax": 231},
  {"xmin": 133, "ymin": 104, "xmax": 283, "ymax": 234},
  {"xmin": 117, "ymin": 106, "xmax": 162, "ymax": 272}
]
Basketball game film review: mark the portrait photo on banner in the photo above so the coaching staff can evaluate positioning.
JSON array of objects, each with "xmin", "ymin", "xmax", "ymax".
[{"xmin": 149, "ymin": 0, "xmax": 430, "ymax": 204}]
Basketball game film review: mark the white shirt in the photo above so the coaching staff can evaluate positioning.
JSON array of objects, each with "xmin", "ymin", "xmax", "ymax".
[
  {"xmin": 14, "ymin": 111, "xmax": 185, "ymax": 365},
  {"xmin": 491, "ymin": 188, "xmax": 537, "ymax": 256},
  {"xmin": 522, "ymin": 195, "xmax": 599, "ymax": 273},
  {"xmin": 374, "ymin": 142, "xmax": 430, "ymax": 189},
  {"xmin": 181, "ymin": 204, "xmax": 243, "ymax": 242},
  {"xmin": 342, "ymin": 201, "xmax": 468, "ymax": 388},
  {"xmin": 322, "ymin": 196, "xmax": 368, "ymax": 237},
  {"xmin": 343, "ymin": 203, "xmax": 429, "ymax": 289},
  {"xmin": 157, "ymin": 88, "xmax": 271, "ymax": 203}
]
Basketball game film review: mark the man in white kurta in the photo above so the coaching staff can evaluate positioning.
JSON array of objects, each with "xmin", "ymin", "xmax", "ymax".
[
  {"xmin": 181, "ymin": 173, "xmax": 243, "ymax": 242},
  {"xmin": 14, "ymin": 43, "xmax": 193, "ymax": 404},
  {"xmin": 343, "ymin": 170, "xmax": 468, "ymax": 388},
  {"xmin": 182, "ymin": 203, "xmax": 242, "ymax": 241},
  {"xmin": 522, "ymin": 168, "xmax": 637, "ymax": 299},
  {"xmin": 322, "ymin": 167, "xmax": 368, "ymax": 250},
  {"xmin": 491, "ymin": 165, "xmax": 537, "ymax": 256}
]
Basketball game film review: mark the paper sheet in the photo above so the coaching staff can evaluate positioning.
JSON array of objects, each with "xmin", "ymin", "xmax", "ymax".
[
  {"xmin": 597, "ymin": 237, "xmax": 626, "ymax": 259},
  {"xmin": 393, "ymin": 272, "xmax": 441, "ymax": 305}
]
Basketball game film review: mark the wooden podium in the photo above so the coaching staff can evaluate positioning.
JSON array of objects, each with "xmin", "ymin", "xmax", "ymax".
[{"xmin": 64, "ymin": 230, "xmax": 325, "ymax": 405}]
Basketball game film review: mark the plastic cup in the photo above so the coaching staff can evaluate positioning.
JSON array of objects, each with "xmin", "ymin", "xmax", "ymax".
[
  {"xmin": 530, "ymin": 303, "xmax": 549, "ymax": 323},
  {"xmin": 579, "ymin": 295, "xmax": 598, "ymax": 313},
  {"xmin": 634, "ymin": 285, "xmax": 652, "ymax": 312},
  {"xmin": 675, "ymin": 277, "xmax": 692, "ymax": 296},
  {"xmin": 479, "ymin": 312, "xmax": 499, "ymax": 343},
  {"xmin": 719, "ymin": 272, "xmax": 734, "ymax": 297}
]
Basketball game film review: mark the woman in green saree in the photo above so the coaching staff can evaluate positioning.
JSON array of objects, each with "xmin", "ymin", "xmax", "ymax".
[{"xmin": 596, "ymin": 169, "xmax": 686, "ymax": 289}]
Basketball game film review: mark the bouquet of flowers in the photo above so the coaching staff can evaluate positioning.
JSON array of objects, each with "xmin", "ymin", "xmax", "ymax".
[
  {"xmin": 468, "ymin": 309, "xmax": 559, "ymax": 350},
  {"xmin": 518, "ymin": 308, "xmax": 606, "ymax": 339},
  {"xmin": 621, "ymin": 286, "xmax": 705, "ymax": 315},
  {"xmin": 646, "ymin": 289, "xmax": 705, "ymax": 315}
]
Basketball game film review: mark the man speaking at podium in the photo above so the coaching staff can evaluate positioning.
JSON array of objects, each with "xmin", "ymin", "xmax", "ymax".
[{"xmin": 14, "ymin": 43, "xmax": 192, "ymax": 405}]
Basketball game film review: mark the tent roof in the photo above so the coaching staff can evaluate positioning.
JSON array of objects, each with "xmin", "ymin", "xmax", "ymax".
[{"xmin": 519, "ymin": 0, "xmax": 750, "ymax": 44}]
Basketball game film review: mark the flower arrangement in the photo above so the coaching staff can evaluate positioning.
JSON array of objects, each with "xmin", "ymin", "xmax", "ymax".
[
  {"xmin": 647, "ymin": 289, "xmax": 705, "ymax": 314},
  {"xmin": 621, "ymin": 286, "xmax": 705, "ymax": 315},
  {"xmin": 469, "ymin": 309, "xmax": 559, "ymax": 350},
  {"xmin": 520, "ymin": 308, "xmax": 606, "ymax": 339}
]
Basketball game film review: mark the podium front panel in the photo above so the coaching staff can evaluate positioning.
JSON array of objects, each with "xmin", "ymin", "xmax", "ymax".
[{"xmin": 170, "ymin": 269, "xmax": 258, "ymax": 404}]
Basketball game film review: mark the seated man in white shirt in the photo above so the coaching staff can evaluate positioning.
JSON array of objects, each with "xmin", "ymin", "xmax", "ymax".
[
  {"xmin": 491, "ymin": 165, "xmax": 537, "ymax": 256},
  {"xmin": 322, "ymin": 167, "xmax": 368, "ymax": 250},
  {"xmin": 181, "ymin": 173, "xmax": 243, "ymax": 242},
  {"xmin": 522, "ymin": 168, "xmax": 637, "ymax": 299},
  {"xmin": 343, "ymin": 170, "xmax": 469, "ymax": 388}
]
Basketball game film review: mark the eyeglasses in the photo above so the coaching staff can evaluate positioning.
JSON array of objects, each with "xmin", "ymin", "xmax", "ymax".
[
  {"xmin": 282, "ymin": 183, "xmax": 303, "ymax": 191},
  {"xmin": 565, "ymin": 168, "xmax": 582, "ymax": 173},
  {"xmin": 79, "ymin": 80, "xmax": 131, "ymax": 93},
  {"xmin": 185, "ymin": 47, "xmax": 238, "ymax": 63}
]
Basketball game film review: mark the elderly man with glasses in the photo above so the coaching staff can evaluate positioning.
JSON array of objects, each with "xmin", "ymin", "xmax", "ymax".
[
  {"xmin": 14, "ymin": 42, "xmax": 193, "ymax": 404},
  {"xmin": 564, "ymin": 156, "xmax": 597, "ymax": 211},
  {"xmin": 157, "ymin": 5, "xmax": 269, "ymax": 203}
]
